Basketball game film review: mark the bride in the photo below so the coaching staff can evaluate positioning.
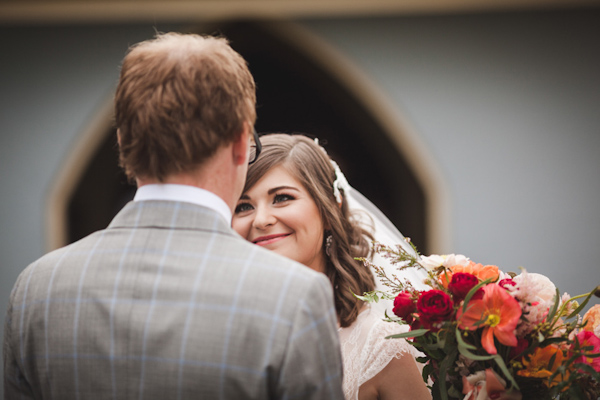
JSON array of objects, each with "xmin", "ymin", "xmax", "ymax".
[{"xmin": 232, "ymin": 133, "xmax": 431, "ymax": 400}]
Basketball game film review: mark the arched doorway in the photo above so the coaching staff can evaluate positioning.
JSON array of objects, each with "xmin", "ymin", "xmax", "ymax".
[{"xmin": 64, "ymin": 20, "xmax": 431, "ymax": 252}]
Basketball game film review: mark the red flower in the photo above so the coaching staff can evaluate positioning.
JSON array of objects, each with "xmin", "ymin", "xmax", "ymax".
[
  {"xmin": 393, "ymin": 291, "xmax": 416, "ymax": 320},
  {"xmin": 509, "ymin": 337, "xmax": 529, "ymax": 360},
  {"xmin": 417, "ymin": 290, "xmax": 454, "ymax": 331},
  {"xmin": 448, "ymin": 272, "xmax": 479, "ymax": 300}
]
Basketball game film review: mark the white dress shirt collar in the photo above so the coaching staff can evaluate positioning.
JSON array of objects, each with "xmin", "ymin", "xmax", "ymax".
[{"xmin": 133, "ymin": 184, "xmax": 232, "ymax": 224}]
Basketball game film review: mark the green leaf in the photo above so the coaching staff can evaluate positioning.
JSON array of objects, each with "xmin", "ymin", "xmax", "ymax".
[
  {"xmin": 545, "ymin": 288, "xmax": 560, "ymax": 322},
  {"xmin": 462, "ymin": 278, "xmax": 493, "ymax": 313},
  {"xmin": 457, "ymin": 349, "xmax": 495, "ymax": 361},
  {"xmin": 491, "ymin": 355, "xmax": 519, "ymax": 390},
  {"xmin": 422, "ymin": 361, "xmax": 433, "ymax": 384},
  {"xmin": 538, "ymin": 336, "xmax": 568, "ymax": 347},
  {"xmin": 386, "ymin": 328, "xmax": 429, "ymax": 339},
  {"xmin": 567, "ymin": 290, "xmax": 594, "ymax": 319},
  {"xmin": 573, "ymin": 362, "xmax": 600, "ymax": 377},
  {"xmin": 455, "ymin": 328, "xmax": 477, "ymax": 351},
  {"xmin": 454, "ymin": 329, "xmax": 519, "ymax": 390},
  {"xmin": 437, "ymin": 348, "xmax": 458, "ymax": 400},
  {"xmin": 548, "ymin": 352, "xmax": 558, "ymax": 371}
]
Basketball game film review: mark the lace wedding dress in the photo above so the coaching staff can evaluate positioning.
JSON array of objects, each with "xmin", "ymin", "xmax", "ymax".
[
  {"xmin": 339, "ymin": 185, "xmax": 429, "ymax": 399},
  {"xmin": 338, "ymin": 305, "xmax": 423, "ymax": 399}
]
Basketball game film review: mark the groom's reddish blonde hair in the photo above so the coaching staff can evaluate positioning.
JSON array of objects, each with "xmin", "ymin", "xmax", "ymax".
[{"xmin": 115, "ymin": 32, "xmax": 256, "ymax": 182}]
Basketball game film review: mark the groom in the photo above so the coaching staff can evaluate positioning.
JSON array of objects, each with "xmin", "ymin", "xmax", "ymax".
[{"xmin": 4, "ymin": 33, "xmax": 344, "ymax": 399}]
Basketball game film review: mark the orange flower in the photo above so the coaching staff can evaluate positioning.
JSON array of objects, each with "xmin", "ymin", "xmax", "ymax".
[
  {"xmin": 457, "ymin": 283, "xmax": 521, "ymax": 354},
  {"xmin": 517, "ymin": 345, "xmax": 568, "ymax": 387},
  {"xmin": 439, "ymin": 261, "xmax": 500, "ymax": 288}
]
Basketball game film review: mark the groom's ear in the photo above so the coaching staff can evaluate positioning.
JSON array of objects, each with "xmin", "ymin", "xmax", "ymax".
[{"xmin": 231, "ymin": 123, "xmax": 250, "ymax": 166}]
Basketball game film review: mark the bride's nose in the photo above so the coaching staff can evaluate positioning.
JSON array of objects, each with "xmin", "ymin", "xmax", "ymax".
[{"xmin": 252, "ymin": 205, "xmax": 276, "ymax": 230}]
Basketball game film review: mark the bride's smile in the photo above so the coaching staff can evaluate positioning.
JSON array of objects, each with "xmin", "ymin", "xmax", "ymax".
[
  {"xmin": 232, "ymin": 165, "xmax": 327, "ymax": 273},
  {"xmin": 251, "ymin": 233, "xmax": 291, "ymax": 246}
]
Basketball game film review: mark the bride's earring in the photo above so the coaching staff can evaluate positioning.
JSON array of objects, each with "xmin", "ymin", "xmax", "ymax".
[{"xmin": 325, "ymin": 233, "xmax": 333, "ymax": 257}]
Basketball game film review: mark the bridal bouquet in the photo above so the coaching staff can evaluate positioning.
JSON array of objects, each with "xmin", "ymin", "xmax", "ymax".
[{"xmin": 358, "ymin": 242, "xmax": 600, "ymax": 400}]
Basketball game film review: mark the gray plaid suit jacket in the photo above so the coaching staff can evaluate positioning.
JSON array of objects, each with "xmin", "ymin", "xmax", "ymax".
[{"xmin": 4, "ymin": 200, "xmax": 344, "ymax": 399}]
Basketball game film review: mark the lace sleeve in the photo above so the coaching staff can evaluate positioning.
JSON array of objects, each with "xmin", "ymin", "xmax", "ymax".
[{"xmin": 358, "ymin": 317, "xmax": 423, "ymax": 390}]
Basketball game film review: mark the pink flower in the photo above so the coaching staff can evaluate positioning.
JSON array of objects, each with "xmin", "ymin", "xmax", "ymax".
[
  {"xmin": 573, "ymin": 330, "xmax": 600, "ymax": 372},
  {"xmin": 457, "ymin": 284, "xmax": 521, "ymax": 355}
]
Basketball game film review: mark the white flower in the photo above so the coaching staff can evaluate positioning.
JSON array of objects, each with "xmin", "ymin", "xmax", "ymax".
[
  {"xmin": 497, "ymin": 271, "xmax": 513, "ymax": 281},
  {"xmin": 512, "ymin": 270, "xmax": 557, "ymax": 335},
  {"xmin": 420, "ymin": 253, "xmax": 470, "ymax": 271},
  {"xmin": 513, "ymin": 271, "xmax": 557, "ymax": 305},
  {"xmin": 442, "ymin": 254, "xmax": 470, "ymax": 268},
  {"xmin": 560, "ymin": 293, "xmax": 576, "ymax": 317},
  {"xmin": 420, "ymin": 254, "xmax": 445, "ymax": 270}
]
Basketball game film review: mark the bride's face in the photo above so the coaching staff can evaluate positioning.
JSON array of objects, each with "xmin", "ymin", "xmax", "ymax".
[{"xmin": 232, "ymin": 165, "xmax": 327, "ymax": 273}]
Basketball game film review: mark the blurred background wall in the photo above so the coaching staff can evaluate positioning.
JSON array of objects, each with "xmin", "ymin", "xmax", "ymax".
[{"xmin": 1, "ymin": 0, "xmax": 599, "ymax": 391}]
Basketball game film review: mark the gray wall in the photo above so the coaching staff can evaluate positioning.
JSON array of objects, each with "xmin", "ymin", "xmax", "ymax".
[
  {"xmin": 303, "ymin": 10, "xmax": 600, "ymax": 297},
  {"xmin": 1, "ymin": 8, "xmax": 599, "ymax": 391}
]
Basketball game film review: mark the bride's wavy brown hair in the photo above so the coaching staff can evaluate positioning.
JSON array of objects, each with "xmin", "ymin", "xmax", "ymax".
[{"xmin": 242, "ymin": 133, "xmax": 375, "ymax": 327}]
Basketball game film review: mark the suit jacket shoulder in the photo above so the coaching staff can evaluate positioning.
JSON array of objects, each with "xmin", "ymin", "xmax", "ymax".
[{"xmin": 4, "ymin": 200, "xmax": 344, "ymax": 399}]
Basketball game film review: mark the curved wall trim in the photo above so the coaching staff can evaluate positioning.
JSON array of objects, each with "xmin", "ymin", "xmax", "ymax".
[
  {"xmin": 264, "ymin": 21, "xmax": 452, "ymax": 252},
  {"xmin": 45, "ymin": 97, "xmax": 115, "ymax": 251},
  {"xmin": 45, "ymin": 20, "xmax": 452, "ymax": 253}
]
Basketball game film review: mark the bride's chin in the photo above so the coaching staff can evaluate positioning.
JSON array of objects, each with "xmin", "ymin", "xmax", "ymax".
[{"xmin": 269, "ymin": 247, "xmax": 299, "ymax": 263}]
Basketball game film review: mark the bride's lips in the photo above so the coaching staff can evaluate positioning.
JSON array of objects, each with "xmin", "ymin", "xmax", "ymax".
[{"xmin": 252, "ymin": 233, "xmax": 291, "ymax": 246}]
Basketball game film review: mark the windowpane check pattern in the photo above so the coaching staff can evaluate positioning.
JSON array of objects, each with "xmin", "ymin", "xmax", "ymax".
[{"xmin": 4, "ymin": 200, "xmax": 344, "ymax": 399}]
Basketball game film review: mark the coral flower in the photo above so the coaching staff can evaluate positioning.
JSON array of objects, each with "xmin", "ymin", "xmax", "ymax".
[
  {"xmin": 457, "ymin": 283, "xmax": 521, "ymax": 354},
  {"xmin": 517, "ymin": 345, "xmax": 568, "ymax": 387},
  {"xmin": 439, "ymin": 261, "xmax": 500, "ymax": 288}
]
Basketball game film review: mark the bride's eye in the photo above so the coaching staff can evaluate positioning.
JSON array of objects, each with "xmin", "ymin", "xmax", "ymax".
[
  {"xmin": 234, "ymin": 202, "xmax": 254, "ymax": 214},
  {"xmin": 273, "ymin": 193, "xmax": 295, "ymax": 204}
]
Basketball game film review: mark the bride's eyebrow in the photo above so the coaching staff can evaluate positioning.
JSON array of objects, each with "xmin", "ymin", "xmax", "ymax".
[{"xmin": 268, "ymin": 186, "xmax": 299, "ymax": 195}]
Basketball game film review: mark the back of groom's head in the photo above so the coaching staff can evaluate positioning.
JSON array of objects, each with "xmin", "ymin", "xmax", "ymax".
[{"xmin": 115, "ymin": 32, "xmax": 256, "ymax": 182}]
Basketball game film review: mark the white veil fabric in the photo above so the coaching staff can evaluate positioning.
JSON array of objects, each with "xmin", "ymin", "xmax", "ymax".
[
  {"xmin": 325, "ymin": 150, "xmax": 430, "ymax": 399},
  {"xmin": 340, "ymin": 185, "xmax": 430, "ymax": 399},
  {"xmin": 324, "ymin": 145, "xmax": 429, "ymax": 310},
  {"xmin": 344, "ymin": 185, "xmax": 430, "ymax": 310}
]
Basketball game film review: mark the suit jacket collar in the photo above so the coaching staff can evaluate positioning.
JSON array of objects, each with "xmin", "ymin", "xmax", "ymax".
[{"xmin": 108, "ymin": 200, "xmax": 236, "ymax": 237}]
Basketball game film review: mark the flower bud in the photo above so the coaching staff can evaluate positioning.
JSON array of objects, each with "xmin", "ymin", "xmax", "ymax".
[
  {"xmin": 393, "ymin": 291, "xmax": 416, "ymax": 320},
  {"xmin": 448, "ymin": 272, "xmax": 479, "ymax": 300}
]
